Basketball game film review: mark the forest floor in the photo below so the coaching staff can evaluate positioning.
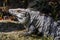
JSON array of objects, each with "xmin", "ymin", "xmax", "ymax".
[{"xmin": 0, "ymin": 22, "xmax": 53, "ymax": 40}]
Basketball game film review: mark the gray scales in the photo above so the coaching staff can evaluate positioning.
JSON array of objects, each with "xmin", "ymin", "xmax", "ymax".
[{"xmin": 9, "ymin": 8, "xmax": 60, "ymax": 40}]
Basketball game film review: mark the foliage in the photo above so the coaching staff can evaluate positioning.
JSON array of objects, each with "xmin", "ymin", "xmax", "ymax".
[{"xmin": 1, "ymin": 0, "xmax": 60, "ymax": 21}]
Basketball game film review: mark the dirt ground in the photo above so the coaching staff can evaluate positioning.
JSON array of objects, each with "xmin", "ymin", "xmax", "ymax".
[{"xmin": 0, "ymin": 22, "xmax": 53, "ymax": 40}]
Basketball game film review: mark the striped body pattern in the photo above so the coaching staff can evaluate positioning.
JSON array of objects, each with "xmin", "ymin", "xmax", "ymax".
[
  {"xmin": 26, "ymin": 9, "xmax": 60, "ymax": 40},
  {"xmin": 9, "ymin": 8, "xmax": 60, "ymax": 40}
]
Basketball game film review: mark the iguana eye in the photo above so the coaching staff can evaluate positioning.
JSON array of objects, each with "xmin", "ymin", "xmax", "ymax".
[{"xmin": 17, "ymin": 10, "xmax": 21, "ymax": 13}]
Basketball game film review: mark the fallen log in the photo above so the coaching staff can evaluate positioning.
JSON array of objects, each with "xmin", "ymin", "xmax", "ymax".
[{"xmin": 0, "ymin": 20, "xmax": 20, "ymax": 24}]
